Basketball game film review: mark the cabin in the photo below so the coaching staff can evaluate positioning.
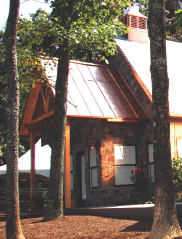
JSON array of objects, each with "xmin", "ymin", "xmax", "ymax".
[
  {"xmin": 19, "ymin": 4, "xmax": 182, "ymax": 207},
  {"xmin": 20, "ymin": 58, "xmax": 151, "ymax": 207}
]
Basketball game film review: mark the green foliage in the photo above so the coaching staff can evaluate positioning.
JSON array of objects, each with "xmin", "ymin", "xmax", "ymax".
[
  {"xmin": 175, "ymin": 191, "xmax": 182, "ymax": 203},
  {"xmin": 137, "ymin": 0, "xmax": 149, "ymax": 16},
  {"xmin": 172, "ymin": 157, "xmax": 182, "ymax": 190},
  {"xmin": 17, "ymin": 2, "xmax": 130, "ymax": 63},
  {"xmin": 170, "ymin": 8, "xmax": 182, "ymax": 38},
  {"xmin": 49, "ymin": 0, "xmax": 130, "ymax": 62}
]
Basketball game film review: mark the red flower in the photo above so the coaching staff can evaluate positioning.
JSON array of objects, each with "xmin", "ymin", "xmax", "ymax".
[
  {"xmin": 143, "ymin": 168, "xmax": 146, "ymax": 172},
  {"xmin": 131, "ymin": 170, "xmax": 134, "ymax": 173},
  {"xmin": 139, "ymin": 168, "xmax": 141, "ymax": 171},
  {"xmin": 134, "ymin": 167, "xmax": 138, "ymax": 171}
]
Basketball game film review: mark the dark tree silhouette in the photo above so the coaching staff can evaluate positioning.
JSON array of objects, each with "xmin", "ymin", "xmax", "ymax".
[{"xmin": 5, "ymin": 0, "xmax": 24, "ymax": 238}]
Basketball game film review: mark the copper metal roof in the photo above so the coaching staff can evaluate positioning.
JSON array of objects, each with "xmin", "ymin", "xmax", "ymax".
[{"xmin": 42, "ymin": 59, "xmax": 148, "ymax": 121}]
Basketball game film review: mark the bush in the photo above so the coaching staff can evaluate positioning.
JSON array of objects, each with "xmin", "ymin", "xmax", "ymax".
[
  {"xmin": 175, "ymin": 191, "xmax": 182, "ymax": 203},
  {"xmin": 130, "ymin": 167, "xmax": 149, "ymax": 195},
  {"xmin": 172, "ymin": 157, "xmax": 182, "ymax": 190}
]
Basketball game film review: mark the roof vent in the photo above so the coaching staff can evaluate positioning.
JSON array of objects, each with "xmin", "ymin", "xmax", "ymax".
[{"xmin": 121, "ymin": 4, "xmax": 148, "ymax": 43}]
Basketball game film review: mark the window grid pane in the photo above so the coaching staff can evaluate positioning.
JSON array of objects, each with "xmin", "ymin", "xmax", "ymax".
[
  {"xmin": 148, "ymin": 144, "xmax": 154, "ymax": 163},
  {"xmin": 89, "ymin": 148, "xmax": 98, "ymax": 189},
  {"xmin": 149, "ymin": 164, "xmax": 155, "ymax": 183},
  {"xmin": 114, "ymin": 145, "xmax": 136, "ymax": 186},
  {"xmin": 89, "ymin": 148, "xmax": 97, "ymax": 167},
  {"xmin": 115, "ymin": 166, "xmax": 135, "ymax": 185},
  {"xmin": 114, "ymin": 145, "xmax": 136, "ymax": 165},
  {"xmin": 92, "ymin": 168, "xmax": 98, "ymax": 188}
]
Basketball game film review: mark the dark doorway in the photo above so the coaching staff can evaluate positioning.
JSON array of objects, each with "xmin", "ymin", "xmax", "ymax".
[{"xmin": 76, "ymin": 150, "xmax": 87, "ymax": 207}]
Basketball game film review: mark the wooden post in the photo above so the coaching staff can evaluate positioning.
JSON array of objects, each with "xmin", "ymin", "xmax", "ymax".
[
  {"xmin": 30, "ymin": 132, "xmax": 36, "ymax": 200},
  {"xmin": 64, "ymin": 118, "xmax": 71, "ymax": 208}
]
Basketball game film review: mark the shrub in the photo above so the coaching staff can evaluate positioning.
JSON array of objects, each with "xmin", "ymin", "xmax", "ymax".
[
  {"xmin": 175, "ymin": 191, "xmax": 182, "ymax": 203},
  {"xmin": 172, "ymin": 157, "xmax": 182, "ymax": 190},
  {"xmin": 130, "ymin": 167, "xmax": 149, "ymax": 195}
]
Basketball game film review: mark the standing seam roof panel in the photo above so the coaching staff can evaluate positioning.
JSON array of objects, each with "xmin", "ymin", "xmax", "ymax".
[
  {"xmin": 70, "ymin": 63, "xmax": 103, "ymax": 117},
  {"xmin": 76, "ymin": 63, "xmax": 105, "ymax": 117},
  {"xmin": 67, "ymin": 73, "xmax": 91, "ymax": 116},
  {"xmin": 88, "ymin": 66, "xmax": 116, "ymax": 118}
]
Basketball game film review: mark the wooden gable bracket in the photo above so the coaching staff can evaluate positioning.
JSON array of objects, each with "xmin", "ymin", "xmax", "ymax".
[
  {"xmin": 31, "ymin": 110, "xmax": 54, "ymax": 124},
  {"xmin": 40, "ymin": 83, "xmax": 55, "ymax": 114},
  {"xmin": 40, "ymin": 86, "xmax": 49, "ymax": 114}
]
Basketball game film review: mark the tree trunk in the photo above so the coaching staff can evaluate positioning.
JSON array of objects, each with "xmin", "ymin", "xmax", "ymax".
[
  {"xmin": 5, "ymin": 0, "xmax": 24, "ymax": 238},
  {"xmin": 149, "ymin": 1, "xmax": 182, "ymax": 238},
  {"xmin": 43, "ymin": 38, "xmax": 69, "ymax": 221}
]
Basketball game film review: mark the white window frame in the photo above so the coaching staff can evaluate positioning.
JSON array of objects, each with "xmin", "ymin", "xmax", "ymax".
[{"xmin": 114, "ymin": 144, "xmax": 136, "ymax": 186}]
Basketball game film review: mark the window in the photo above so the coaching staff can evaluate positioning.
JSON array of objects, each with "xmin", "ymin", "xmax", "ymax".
[
  {"xmin": 81, "ymin": 155, "xmax": 87, "ymax": 199},
  {"xmin": 114, "ymin": 145, "xmax": 136, "ymax": 185},
  {"xmin": 70, "ymin": 154, "xmax": 74, "ymax": 190},
  {"xmin": 139, "ymin": 18, "xmax": 145, "ymax": 29},
  {"xmin": 89, "ymin": 148, "xmax": 98, "ymax": 188},
  {"xmin": 148, "ymin": 143, "xmax": 154, "ymax": 183},
  {"xmin": 131, "ymin": 16, "xmax": 137, "ymax": 28}
]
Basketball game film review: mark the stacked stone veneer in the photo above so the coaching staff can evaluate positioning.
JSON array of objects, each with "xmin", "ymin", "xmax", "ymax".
[{"xmin": 70, "ymin": 118, "xmax": 152, "ymax": 207}]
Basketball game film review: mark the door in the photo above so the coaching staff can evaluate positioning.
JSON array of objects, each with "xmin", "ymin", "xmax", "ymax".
[{"xmin": 76, "ymin": 151, "xmax": 87, "ymax": 207}]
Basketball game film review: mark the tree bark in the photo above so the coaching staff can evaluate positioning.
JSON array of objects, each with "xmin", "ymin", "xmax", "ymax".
[
  {"xmin": 43, "ymin": 38, "xmax": 69, "ymax": 221},
  {"xmin": 5, "ymin": 0, "xmax": 24, "ymax": 238},
  {"xmin": 149, "ymin": 1, "xmax": 182, "ymax": 238}
]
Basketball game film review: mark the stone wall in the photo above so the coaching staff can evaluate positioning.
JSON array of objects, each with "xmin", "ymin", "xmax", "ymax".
[{"xmin": 70, "ymin": 118, "xmax": 152, "ymax": 207}]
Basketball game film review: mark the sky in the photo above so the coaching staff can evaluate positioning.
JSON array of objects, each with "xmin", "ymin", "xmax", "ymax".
[{"xmin": 0, "ymin": 0, "xmax": 52, "ymax": 31}]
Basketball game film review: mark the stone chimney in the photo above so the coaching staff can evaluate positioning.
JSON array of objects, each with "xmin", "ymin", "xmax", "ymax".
[{"xmin": 121, "ymin": 4, "xmax": 148, "ymax": 43}]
